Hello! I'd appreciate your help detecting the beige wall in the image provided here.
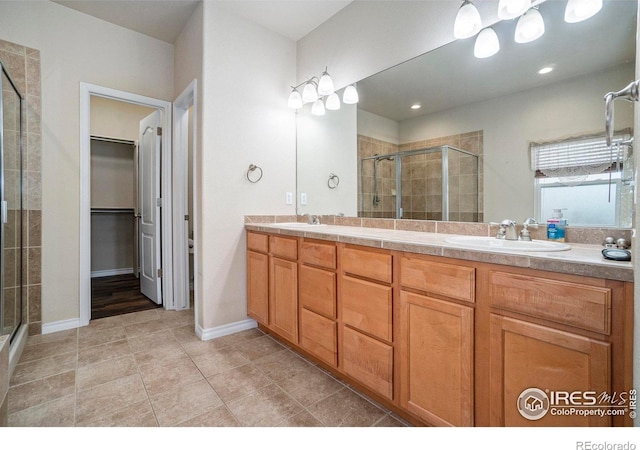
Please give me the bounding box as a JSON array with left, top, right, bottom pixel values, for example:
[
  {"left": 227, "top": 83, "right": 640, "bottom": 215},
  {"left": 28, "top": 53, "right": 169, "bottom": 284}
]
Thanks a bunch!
[
  {"left": 0, "top": 1, "right": 174, "bottom": 325},
  {"left": 91, "top": 96, "right": 156, "bottom": 142},
  {"left": 199, "top": 2, "right": 296, "bottom": 330}
]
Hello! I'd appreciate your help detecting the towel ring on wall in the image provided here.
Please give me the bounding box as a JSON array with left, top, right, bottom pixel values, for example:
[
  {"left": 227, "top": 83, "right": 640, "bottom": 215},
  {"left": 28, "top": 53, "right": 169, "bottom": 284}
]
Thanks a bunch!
[
  {"left": 328, "top": 173, "right": 339, "bottom": 189},
  {"left": 246, "top": 164, "right": 263, "bottom": 183}
]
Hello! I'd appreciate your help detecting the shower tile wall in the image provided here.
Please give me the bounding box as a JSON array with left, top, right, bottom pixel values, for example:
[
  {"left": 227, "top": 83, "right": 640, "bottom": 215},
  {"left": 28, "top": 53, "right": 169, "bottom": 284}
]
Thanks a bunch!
[
  {"left": 358, "top": 136, "right": 397, "bottom": 218},
  {"left": 0, "top": 39, "right": 42, "bottom": 337},
  {"left": 358, "top": 131, "right": 484, "bottom": 222}
]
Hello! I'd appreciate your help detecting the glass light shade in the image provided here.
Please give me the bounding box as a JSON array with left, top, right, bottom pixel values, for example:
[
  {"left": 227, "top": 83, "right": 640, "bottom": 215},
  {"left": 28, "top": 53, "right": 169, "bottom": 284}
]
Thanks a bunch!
[
  {"left": 453, "top": 1, "right": 482, "bottom": 39},
  {"left": 514, "top": 8, "right": 545, "bottom": 43},
  {"left": 318, "top": 72, "right": 335, "bottom": 96},
  {"left": 287, "top": 89, "right": 303, "bottom": 109},
  {"left": 564, "top": 0, "right": 602, "bottom": 23},
  {"left": 325, "top": 93, "right": 341, "bottom": 110},
  {"left": 302, "top": 82, "right": 318, "bottom": 103},
  {"left": 474, "top": 27, "right": 500, "bottom": 58},
  {"left": 498, "top": 0, "right": 531, "bottom": 20},
  {"left": 311, "top": 99, "right": 326, "bottom": 116},
  {"left": 343, "top": 85, "right": 359, "bottom": 104}
]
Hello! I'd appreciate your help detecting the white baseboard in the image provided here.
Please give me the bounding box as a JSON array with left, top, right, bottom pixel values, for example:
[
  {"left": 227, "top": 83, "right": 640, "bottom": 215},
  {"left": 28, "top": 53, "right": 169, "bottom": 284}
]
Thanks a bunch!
[
  {"left": 41, "top": 316, "right": 258, "bottom": 342},
  {"left": 42, "top": 318, "right": 82, "bottom": 335},
  {"left": 197, "top": 318, "right": 257, "bottom": 341},
  {"left": 91, "top": 268, "right": 134, "bottom": 278}
]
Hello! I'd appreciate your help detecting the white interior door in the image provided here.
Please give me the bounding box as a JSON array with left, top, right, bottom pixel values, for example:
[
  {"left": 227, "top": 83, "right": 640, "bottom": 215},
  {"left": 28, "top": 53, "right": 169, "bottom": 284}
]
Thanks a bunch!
[{"left": 139, "top": 110, "right": 162, "bottom": 304}]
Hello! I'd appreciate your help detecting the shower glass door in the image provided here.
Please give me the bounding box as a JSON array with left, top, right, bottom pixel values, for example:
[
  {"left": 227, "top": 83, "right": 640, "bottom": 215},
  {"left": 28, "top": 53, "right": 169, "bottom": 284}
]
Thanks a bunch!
[{"left": 1, "top": 62, "right": 24, "bottom": 341}]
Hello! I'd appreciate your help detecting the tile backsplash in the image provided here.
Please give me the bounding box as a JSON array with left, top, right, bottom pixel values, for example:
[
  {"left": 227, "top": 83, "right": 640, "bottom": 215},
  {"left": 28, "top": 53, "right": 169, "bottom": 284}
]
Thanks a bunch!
[{"left": 244, "top": 215, "right": 633, "bottom": 246}]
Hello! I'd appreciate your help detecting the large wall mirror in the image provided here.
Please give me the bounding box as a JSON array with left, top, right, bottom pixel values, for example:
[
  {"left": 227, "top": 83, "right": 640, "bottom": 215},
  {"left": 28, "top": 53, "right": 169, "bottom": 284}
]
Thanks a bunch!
[{"left": 296, "top": 0, "right": 636, "bottom": 227}]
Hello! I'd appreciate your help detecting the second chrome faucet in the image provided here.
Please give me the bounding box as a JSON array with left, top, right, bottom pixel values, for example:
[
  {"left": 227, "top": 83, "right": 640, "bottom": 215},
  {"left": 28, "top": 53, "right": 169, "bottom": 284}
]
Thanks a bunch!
[{"left": 496, "top": 218, "right": 538, "bottom": 241}]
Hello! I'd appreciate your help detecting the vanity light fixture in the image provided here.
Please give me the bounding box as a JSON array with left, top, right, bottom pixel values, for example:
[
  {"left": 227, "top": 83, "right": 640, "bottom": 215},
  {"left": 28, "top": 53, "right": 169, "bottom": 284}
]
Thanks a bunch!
[
  {"left": 302, "top": 80, "right": 319, "bottom": 104},
  {"left": 514, "top": 7, "right": 545, "bottom": 43},
  {"left": 317, "top": 67, "right": 335, "bottom": 96},
  {"left": 474, "top": 27, "right": 500, "bottom": 58},
  {"left": 311, "top": 98, "right": 326, "bottom": 116},
  {"left": 453, "top": 0, "right": 482, "bottom": 39},
  {"left": 498, "top": 0, "right": 531, "bottom": 20},
  {"left": 325, "top": 92, "right": 341, "bottom": 110},
  {"left": 287, "top": 88, "right": 303, "bottom": 109},
  {"left": 288, "top": 68, "right": 358, "bottom": 114},
  {"left": 564, "top": 0, "right": 603, "bottom": 23},
  {"left": 343, "top": 85, "right": 359, "bottom": 104}
]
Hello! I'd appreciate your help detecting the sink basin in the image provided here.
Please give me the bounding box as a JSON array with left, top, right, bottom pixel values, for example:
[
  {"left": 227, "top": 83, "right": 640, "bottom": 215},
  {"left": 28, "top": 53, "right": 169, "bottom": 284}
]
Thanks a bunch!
[
  {"left": 275, "top": 222, "right": 325, "bottom": 228},
  {"left": 444, "top": 236, "right": 571, "bottom": 252}
]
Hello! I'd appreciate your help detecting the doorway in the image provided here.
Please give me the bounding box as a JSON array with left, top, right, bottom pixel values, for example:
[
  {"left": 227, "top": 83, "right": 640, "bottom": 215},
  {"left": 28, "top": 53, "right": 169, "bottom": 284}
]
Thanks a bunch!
[
  {"left": 79, "top": 83, "right": 174, "bottom": 327},
  {"left": 88, "top": 97, "right": 161, "bottom": 319}
]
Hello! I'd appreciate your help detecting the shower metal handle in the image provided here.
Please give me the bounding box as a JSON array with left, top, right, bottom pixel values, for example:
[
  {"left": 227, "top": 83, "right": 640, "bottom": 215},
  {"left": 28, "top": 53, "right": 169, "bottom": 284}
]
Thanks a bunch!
[
  {"left": 605, "top": 80, "right": 640, "bottom": 147},
  {"left": 1, "top": 201, "right": 7, "bottom": 224}
]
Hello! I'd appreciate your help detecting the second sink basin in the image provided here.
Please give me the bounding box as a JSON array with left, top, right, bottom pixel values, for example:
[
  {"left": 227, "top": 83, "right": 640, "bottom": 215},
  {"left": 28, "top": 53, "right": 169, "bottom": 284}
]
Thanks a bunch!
[
  {"left": 275, "top": 222, "right": 325, "bottom": 228},
  {"left": 445, "top": 235, "right": 571, "bottom": 252}
]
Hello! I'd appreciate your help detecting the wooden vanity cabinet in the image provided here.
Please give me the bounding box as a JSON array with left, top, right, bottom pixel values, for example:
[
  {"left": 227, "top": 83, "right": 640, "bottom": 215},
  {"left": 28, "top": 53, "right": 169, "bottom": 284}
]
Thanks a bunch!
[
  {"left": 398, "top": 254, "right": 476, "bottom": 427},
  {"left": 298, "top": 239, "right": 338, "bottom": 367},
  {"left": 340, "top": 245, "right": 395, "bottom": 401},
  {"left": 246, "top": 230, "right": 633, "bottom": 427},
  {"left": 268, "top": 235, "right": 299, "bottom": 344},
  {"left": 477, "top": 267, "right": 633, "bottom": 427},
  {"left": 246, "top": 232, "right": 269, "bottom": 325}
]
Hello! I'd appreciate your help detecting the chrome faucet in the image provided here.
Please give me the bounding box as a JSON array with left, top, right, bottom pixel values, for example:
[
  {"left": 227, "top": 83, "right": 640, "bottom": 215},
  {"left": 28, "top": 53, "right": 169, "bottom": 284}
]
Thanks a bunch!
[
  {"left": 496, "top": 219, "right": 518, "bottom": 240},
  {"left": 302, "top": 213, "right": 321, "bottom": 225},
  {"left": 520, "top": 218, "right": 538, "bottom": 241}
]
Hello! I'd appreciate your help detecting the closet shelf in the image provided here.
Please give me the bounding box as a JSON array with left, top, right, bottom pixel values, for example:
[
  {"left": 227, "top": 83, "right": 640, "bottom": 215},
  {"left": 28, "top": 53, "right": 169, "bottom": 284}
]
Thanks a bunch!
[{"left": 91, "top": 207, "right": 135, "bottom": 214}]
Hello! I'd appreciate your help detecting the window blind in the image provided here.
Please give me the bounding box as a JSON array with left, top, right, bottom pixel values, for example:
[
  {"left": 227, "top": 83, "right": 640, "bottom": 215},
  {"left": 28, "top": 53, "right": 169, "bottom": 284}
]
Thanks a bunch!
[{"left": 530, "top": 132, "right": 632, "bottom": 178}]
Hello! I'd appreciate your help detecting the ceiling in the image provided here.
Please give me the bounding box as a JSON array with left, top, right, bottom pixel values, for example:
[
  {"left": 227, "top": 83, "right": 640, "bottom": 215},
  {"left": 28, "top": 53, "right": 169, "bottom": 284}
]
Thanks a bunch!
[
  {"left": 52, "top": 0, "right": 353, "bottom": 43},
  {"left": 357, "top": 0, "right": 637, "bottom": 122}
]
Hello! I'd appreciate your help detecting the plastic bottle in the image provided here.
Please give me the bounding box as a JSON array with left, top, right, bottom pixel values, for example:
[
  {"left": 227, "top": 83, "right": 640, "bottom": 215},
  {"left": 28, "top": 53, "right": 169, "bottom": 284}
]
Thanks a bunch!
[{"left": 547, "top": 209, "right": 567, "bottom": 242}]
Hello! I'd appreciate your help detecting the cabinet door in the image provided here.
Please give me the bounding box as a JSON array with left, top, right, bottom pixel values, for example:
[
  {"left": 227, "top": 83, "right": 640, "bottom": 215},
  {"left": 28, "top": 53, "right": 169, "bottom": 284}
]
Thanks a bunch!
[
  {"left": 342, "top": 326, "right": 394, "bottom": 400},
  {"left": 269, "top": 257, "right": 298, "bottom": 344},
  {"left": 399, "top": 291, "right": 474, "bottom": 426},
  {"left": 299, "top": 265, "right": 336, "bottom": 319},
  {"left": 247, "top": 250, "right": 269, "bottom": 324},
  {"left": 489, "top": 314, "right": 611, "bottom": 426},
  {"left": 300, "top": 308, "right": 337, "bottom": 367}
]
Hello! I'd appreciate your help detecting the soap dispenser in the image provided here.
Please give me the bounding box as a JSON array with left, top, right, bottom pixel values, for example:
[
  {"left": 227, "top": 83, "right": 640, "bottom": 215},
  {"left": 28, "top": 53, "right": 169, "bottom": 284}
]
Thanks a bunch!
[{"left": 547, "top": 208, "right": 567, "bottom": 242}]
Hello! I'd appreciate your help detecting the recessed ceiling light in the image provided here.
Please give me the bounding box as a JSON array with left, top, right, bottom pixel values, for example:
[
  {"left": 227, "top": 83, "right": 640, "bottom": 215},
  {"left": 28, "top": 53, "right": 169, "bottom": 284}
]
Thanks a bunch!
[
  {"left": 538, "top": 66, "right": 554, "bottom": 74},
  {"left": 411, "top": 104, "right": 421, "bottom": 110}
]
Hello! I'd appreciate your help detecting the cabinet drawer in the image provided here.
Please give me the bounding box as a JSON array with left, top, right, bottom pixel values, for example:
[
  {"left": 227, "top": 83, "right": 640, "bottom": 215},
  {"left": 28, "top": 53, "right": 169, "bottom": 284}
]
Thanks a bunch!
[
  {"left": 489, "top": 271, "right": 611, "bottom": 334},
  {"left": 269, "top": 235, "right": 297, "bottom": 260},
  {"left": 342, "top": 326, "right": 393, "bottom": 400},
  {"left": 400, "top": 255, "right": 475, "bottom": 303},
  {"left": 342, "top": 247, "right": 392, "bottom": 283},
  {"left": 342, "top": 276, "right": 392, "bottom": 342},
  {"left": 300, "top": 308, "right": 337, "bottom": 367},
  {"left": 299, "top": 265, "right": 336, "bottom": 319},
  {"left": 300, "top": 241, "right": 336, "bottom": 270},
  {"left": 247, "top": 232, "right": 268, "bottom": 253}
]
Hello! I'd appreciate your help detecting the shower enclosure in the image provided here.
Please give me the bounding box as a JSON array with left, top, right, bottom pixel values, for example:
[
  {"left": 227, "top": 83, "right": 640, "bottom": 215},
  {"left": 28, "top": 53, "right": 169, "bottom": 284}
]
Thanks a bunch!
[
  {"left": 0, "top": 60, "right": 24, "bottom": 343},
  {"left": 359, "top": 145, "right": 479, "bottom": 221}
]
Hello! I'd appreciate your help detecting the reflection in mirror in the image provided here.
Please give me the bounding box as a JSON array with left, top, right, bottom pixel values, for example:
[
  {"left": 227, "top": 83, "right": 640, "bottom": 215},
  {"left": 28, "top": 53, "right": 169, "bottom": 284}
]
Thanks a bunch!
[{"left": 296, "top": 0, "right": 636, "bottom": 227}]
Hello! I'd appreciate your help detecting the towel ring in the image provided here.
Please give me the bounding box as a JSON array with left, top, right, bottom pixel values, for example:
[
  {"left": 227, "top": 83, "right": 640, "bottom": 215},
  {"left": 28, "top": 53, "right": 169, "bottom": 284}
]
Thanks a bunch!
[
  {"left": 246, "top": 164, "right": 263, "bottom": 183},
  {"left": 328, "top": 173, "right": 339, "bottom": 189}
]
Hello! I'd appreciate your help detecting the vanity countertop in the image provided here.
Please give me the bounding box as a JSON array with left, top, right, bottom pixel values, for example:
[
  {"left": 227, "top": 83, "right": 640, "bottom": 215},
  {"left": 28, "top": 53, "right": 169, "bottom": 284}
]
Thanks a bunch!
[{"left": 245, "top": 222, "right": 634, "bottom": 282}]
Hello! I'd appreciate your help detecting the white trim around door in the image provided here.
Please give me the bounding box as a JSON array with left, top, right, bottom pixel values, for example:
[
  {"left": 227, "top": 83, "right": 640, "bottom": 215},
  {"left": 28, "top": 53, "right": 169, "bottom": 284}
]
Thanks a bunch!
[{"left": 79, "top": 83, "right": 173, "bottom": 327}]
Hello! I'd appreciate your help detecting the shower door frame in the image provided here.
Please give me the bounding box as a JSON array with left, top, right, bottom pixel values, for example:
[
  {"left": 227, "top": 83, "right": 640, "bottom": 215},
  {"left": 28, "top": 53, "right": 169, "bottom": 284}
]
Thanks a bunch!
[
  {"left": 0, "top": 60, "right": 24, "bottom": 343},
  {"left": 360, "top": 145, "right": 479, "bottom": 221}
]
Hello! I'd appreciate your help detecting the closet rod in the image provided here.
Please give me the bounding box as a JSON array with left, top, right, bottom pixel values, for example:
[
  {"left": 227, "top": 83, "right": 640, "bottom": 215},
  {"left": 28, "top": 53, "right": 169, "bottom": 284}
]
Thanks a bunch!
[
  {"left": 90, "top": 135, "right": 136, "bottom": 146},
  {"left": 91, "top": 208, "right": 135, "bottom": 214}
]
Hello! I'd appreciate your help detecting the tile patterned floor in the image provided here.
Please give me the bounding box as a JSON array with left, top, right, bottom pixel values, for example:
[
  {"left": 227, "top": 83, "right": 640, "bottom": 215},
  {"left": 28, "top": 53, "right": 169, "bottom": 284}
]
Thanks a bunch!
[{"left": 7, "top": 309, "right": 409, "bottom": 427}]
